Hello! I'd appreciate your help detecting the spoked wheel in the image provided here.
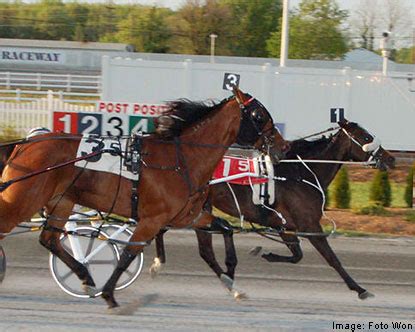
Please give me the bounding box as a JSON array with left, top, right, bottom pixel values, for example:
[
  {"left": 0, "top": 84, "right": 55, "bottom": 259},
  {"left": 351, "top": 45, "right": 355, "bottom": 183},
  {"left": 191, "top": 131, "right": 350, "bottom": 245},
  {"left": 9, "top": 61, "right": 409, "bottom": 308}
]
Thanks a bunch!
[
  {"left": 98, "top": 224, "right": 144, "bottom": 291},
  {"left": 49, "top": 225, "right": 143, "bottom": 298},
  {"left": 0, "top": 245, "right": 5, "bottom": 283},
  {"left": 49, "top": 226, "right": 118, "bottom": 298}
]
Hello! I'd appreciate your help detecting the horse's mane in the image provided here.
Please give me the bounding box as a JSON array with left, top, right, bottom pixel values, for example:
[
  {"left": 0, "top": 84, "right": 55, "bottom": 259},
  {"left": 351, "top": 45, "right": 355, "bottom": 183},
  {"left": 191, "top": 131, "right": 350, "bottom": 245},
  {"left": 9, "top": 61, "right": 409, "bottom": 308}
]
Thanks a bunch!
[
  {"left": 154, "top": 98, "right": 228, "bottom": 138},
  {"left": 285, "top": 134, "right": 335, "bottom": 159}
]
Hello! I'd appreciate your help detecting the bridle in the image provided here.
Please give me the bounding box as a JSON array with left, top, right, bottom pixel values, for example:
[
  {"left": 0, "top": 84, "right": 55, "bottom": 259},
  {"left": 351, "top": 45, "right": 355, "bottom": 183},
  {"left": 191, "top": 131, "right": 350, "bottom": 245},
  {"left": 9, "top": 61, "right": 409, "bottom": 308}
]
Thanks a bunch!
[
  {"left": 233, "top": 93, "right": 276, "bottom": 154},
  {"left": 340, "top": 125, "right": 383, "bottom": 167}
]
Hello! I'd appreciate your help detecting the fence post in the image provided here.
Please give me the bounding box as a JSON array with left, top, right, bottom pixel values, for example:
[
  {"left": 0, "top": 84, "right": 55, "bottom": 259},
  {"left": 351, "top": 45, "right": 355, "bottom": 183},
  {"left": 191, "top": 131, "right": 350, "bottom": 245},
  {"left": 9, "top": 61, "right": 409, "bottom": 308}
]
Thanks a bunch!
[
  {"left": 37, "top": 73, "right": 41, "bottom": 91},
  {"left": 261, "top": 62, "right": 272, "bottom": 110},
  {"left": 67, "top": 74, "right": 71, "bottom": 92},
  {"left": 47, "top": 90, "right": 54, "bottom": 131},
  {"left": 183, "top": 59, "right": 193, "bottom": 99},
  {"left": 16, "top": 88, "right": 21, "bottom": 102},
  {"left": 6, "top": 72, "right": 10, "bottom": 89}
]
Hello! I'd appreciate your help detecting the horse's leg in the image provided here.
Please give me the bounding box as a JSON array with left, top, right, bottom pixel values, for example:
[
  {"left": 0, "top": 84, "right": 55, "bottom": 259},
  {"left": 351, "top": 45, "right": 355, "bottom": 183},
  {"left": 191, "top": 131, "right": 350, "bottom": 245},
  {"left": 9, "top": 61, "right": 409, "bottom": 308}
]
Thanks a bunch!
[
  {"left": 223, "top": 231, "right": 237, "bottom": 279},
  {"left": 102, "top": 221, "right": 161, "bottom": 309},
  {"left": 308, "top": 236, "right": 373, "bottom": 299},
  {"left": 195, "top": 216, "right": 244, "bottom": 300},
  {"left": 260, "top": 233, "right": 303, "bottom": 263},
  {"left": 195, "top": 230, "right": 223, "bottom": 276},
  {"left": 39, "top": 203, "right": 97, "bottom": 296},
  {"left": 149, "top": 228, "right": 167, "bottom": 278}
]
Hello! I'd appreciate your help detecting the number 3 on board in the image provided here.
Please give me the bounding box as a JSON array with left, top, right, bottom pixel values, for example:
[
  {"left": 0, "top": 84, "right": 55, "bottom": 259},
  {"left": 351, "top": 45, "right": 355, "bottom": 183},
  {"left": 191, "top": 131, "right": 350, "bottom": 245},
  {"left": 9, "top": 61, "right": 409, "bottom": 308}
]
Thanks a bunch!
[{"left": 223, "top": 73, "right": 241, "bottom": 91}]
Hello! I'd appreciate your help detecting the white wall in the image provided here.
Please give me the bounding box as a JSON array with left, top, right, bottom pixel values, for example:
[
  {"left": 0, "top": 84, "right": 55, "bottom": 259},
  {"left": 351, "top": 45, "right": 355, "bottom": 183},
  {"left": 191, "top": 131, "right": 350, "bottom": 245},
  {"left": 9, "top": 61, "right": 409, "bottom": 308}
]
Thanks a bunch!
[{"left": 101, "top": 56, "right": 415, "bottom": 151}]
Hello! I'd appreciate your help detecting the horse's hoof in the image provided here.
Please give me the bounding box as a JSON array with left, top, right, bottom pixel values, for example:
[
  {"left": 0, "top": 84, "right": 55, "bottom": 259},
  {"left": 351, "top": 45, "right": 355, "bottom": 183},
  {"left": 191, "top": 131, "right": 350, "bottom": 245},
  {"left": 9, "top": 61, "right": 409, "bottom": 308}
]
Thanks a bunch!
[
  {"left": 249, "top": 246, "right": 262, "bottom": 256},
  {"left": 108, "top": 295, "right": 157, "bottom": 315},
  {"left": 108, "top": 303, "right": 136, "bottom": 316},
  {"left": 83, "top": 285, "right": 98, "bottom": 298},
  {"left": 220, "top": 274, "right": 234, "bottom": 291},
  {"left": 149, "top": 257, "right": 162, "bottom": 278},
  {"left": 359, "top": 291, "right": 374, "bottom": 300},
  {"left": 233, "top": 290, "right": 248, "bottom": 301}
]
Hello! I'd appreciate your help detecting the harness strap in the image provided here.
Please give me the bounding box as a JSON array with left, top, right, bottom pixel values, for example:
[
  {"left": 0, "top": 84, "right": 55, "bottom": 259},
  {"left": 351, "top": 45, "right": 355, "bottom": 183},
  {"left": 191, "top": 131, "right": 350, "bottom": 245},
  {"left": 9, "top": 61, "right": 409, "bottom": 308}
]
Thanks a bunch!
[
  {"left": 0, "top": 148, "right": 115, "bottom": 192},
  {"left": 129, "top": 135, "right": 142, "bottom": 221}
]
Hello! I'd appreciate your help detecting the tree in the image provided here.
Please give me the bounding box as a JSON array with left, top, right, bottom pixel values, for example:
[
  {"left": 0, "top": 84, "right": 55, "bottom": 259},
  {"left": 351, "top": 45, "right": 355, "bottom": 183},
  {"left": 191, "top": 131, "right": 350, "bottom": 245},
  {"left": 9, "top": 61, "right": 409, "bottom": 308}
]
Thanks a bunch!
[
  {"left": 171, "top": 0, "right": 233, "bottom": 55},
  {"left": 223, "top": 0, "right": 282, "bottom": 57},
  {"left": 140, "top": 7, "right": 172, "bottom": 53},
  {"left": 35, "top": 0, "right": 72, "bottom": 40},
  {"left": 66, "top": 3, "right": 90, "bottom": 42},
  {"left": 332, "top": 166, "right": 351, "bottom": 209},
  {"left": 0, "top": 3, "right": 17, "bottom": 38},
  {"left": 266, "top": 0, "right": 348, "bottom": 60},
  {"left": 348, "top": 0, "right": 413, "bottom": 60},
  {"left": 350, "top": 0, "right": 379, "bottom": 50},
  {"left": 1, "top": 2, "right": 41, "bottom": 40},
  {"left": 378, "top": 0, "right": 412, "bottom": 60},
  {"left": 369, "top": 170, "right": 391, "bottom": 207},
  {"left": 395, "top": 47, "right": 415, "bottom": 64},
  {"left": 404, "top": 164, "right": 414, "bottom": 208}
]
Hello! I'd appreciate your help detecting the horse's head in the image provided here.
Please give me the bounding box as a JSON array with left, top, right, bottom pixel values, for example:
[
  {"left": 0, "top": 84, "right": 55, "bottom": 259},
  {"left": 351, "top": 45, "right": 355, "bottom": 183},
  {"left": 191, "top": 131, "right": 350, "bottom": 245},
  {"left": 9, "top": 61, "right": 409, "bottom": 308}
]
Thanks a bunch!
[
  {"left": 338, "top": 119, "right": 395, "bottom": 171},
  {"left": 232, "top": 87, "right": 289, "bottom": 163}
]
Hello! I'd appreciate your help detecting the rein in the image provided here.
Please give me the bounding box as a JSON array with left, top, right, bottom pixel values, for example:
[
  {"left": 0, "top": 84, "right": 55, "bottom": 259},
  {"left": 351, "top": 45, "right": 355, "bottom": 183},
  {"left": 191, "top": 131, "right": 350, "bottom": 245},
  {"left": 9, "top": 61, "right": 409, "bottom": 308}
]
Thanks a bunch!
[{"left": 0, "top": 148, "right": 115, "bottom": 192}]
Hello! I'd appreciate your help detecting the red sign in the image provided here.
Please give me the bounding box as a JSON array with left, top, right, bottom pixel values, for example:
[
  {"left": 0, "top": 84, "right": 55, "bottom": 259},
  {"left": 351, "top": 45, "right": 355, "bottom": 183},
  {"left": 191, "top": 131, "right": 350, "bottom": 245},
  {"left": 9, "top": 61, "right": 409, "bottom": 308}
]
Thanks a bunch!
[
  {"left": 212, "top": 156, "right": 268, "bottom": 185},
  {"left": 53, "top": 112, "right": 78, "bottom": 133}
]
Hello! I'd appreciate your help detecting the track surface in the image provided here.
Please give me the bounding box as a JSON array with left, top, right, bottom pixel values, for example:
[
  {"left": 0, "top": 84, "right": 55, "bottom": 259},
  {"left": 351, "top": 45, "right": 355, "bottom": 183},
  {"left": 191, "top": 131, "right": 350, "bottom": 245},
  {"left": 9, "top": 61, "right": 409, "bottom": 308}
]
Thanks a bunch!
[{"left": 0, "top": 231, "right": 414, "bottom": 331}]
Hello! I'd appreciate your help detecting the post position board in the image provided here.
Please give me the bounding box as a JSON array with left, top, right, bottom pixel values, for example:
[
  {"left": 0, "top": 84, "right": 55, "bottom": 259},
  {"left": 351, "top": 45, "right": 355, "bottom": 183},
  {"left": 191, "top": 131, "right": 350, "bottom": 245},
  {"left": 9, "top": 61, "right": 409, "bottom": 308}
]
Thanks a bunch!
[{"left": 53, "top": 101, "right": 169, "bottom": 135}]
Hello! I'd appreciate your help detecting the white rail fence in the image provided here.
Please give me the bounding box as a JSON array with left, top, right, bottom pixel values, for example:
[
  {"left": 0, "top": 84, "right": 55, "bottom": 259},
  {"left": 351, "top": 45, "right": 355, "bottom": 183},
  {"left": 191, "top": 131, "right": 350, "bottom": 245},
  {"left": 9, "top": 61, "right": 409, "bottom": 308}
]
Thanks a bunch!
[
  {"left": 0, "top": 91, "right": 95, "bottom": 136},
  {"left": 0, "top": 71, "right": 101, "bottom": 104},
  {"left": 0, "top": 71, "right": 101, "bottom": 92}
]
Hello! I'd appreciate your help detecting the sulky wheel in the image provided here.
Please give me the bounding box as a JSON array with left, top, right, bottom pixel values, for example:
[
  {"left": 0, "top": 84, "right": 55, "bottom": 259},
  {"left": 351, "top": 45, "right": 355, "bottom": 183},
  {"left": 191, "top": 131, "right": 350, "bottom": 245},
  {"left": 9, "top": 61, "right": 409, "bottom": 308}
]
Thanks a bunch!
[{"left": 49, "top": 224, "right": 143, "bottom": 298}]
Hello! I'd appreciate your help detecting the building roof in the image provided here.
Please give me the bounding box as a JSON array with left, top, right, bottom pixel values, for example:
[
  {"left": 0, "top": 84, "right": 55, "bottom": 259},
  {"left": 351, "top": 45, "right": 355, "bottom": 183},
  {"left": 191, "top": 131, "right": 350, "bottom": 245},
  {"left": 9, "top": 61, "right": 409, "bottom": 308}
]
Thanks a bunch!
[{"left": 0, "top": 38, "right": 134, "bottom": 52}]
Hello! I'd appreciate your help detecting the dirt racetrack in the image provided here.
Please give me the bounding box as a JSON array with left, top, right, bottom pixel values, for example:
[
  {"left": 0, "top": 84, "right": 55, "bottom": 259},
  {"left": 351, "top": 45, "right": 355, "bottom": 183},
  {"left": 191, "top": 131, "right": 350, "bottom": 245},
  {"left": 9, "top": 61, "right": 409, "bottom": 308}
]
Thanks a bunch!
[{"left": 0, "top": 230, "right": 414, "bottom": 331}]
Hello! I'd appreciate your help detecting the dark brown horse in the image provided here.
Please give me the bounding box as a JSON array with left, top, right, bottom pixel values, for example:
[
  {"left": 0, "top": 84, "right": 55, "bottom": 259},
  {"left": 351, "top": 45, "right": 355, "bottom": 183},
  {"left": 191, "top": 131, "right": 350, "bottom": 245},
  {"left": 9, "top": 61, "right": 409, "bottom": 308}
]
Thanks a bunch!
[
  {"left": 153, "top": 119, "right": 396, "bottom": 299},
  {"left": 0, "top": 88, "right": 285, "bottom": 309}
]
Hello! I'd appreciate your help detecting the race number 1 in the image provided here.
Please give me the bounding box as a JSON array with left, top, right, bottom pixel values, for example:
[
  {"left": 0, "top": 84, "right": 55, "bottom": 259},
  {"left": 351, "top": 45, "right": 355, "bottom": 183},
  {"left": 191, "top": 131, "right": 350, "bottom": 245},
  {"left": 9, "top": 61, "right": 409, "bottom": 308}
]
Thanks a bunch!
[
  {"left": 223, "top": 73, "right": 240, "bottom": 91},
  {"left": 53, "top": 112, "right": 78, "bottom": 133},
  {"left": 330, "top": 108, "right": 345, "bottom": 123}
]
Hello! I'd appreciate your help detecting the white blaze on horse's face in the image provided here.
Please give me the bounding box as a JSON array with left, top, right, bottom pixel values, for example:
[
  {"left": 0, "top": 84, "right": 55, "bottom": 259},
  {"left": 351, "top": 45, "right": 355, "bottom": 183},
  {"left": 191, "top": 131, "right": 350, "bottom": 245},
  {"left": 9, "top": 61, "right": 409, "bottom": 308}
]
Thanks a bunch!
[{"left": 362, "top": 136, "right": 381, "bottom": 153}]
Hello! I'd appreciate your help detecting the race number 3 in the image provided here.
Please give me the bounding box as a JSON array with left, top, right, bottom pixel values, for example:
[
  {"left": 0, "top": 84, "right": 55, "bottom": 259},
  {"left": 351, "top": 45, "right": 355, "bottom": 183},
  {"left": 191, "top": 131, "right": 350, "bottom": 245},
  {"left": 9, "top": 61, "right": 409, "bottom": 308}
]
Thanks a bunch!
[
  {"left": 223, "top": 73, "right": 240, "bottom": 91},
  {"left": 330, "top": 108, "right": 345, "bottom": 123}
]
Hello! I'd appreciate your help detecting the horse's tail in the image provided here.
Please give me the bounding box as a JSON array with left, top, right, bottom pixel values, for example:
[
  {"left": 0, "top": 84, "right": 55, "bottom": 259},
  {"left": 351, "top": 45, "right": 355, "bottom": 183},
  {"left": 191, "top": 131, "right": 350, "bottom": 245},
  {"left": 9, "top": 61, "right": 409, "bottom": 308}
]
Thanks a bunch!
[{"left": 0, "top": 143, "right": 17, "bottom": 175}]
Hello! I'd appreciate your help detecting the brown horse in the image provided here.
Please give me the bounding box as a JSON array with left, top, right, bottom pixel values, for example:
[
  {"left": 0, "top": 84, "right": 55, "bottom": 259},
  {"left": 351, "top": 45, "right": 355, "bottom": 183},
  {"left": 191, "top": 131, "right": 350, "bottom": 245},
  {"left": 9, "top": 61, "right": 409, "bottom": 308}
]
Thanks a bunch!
[
  {"left": 153, "top": 119, "right": 396, "bottom": 299},
  {"left": 0, "top": 88, "right": 285, "bottom": 309}
]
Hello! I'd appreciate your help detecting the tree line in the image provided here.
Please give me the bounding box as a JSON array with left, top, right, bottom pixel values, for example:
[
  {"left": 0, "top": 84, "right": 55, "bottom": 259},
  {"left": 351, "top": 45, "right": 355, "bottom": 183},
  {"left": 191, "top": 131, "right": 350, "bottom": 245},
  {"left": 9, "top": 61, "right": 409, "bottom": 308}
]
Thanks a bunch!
[{"left": 0, "top": 0, "right": 413, "bottom": 63}]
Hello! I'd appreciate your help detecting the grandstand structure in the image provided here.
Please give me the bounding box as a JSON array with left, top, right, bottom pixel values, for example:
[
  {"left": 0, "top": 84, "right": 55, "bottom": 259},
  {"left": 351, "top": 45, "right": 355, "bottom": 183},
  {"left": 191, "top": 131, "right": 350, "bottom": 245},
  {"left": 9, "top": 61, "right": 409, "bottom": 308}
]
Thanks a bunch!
[{"left": 0, "top": 38, "right": 134, "bottom": 74}]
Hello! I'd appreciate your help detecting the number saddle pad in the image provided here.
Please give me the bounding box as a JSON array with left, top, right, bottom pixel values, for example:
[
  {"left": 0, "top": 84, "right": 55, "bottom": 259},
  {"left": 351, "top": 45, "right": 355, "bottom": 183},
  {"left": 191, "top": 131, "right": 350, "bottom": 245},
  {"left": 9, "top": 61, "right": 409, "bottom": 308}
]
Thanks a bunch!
[
  {"left": 74, "top": 136, "right": 141, "bottom": 180},
  {"left": 212, "top": 152, "right": 275, "bottom": 205}
]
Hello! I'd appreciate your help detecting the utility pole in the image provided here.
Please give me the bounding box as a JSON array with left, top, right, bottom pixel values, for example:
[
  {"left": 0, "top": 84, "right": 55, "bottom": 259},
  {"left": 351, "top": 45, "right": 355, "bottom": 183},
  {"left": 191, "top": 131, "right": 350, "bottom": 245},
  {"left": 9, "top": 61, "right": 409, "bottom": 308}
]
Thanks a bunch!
[
  {"left": 280, "top": 0, "right": 289, "bottom": 67},
  {"left": 380, "top": 31, "right": 391, "bottom": 76},
  {"left": 210, "top": 34, "right": 218, "bottom": 64}
]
